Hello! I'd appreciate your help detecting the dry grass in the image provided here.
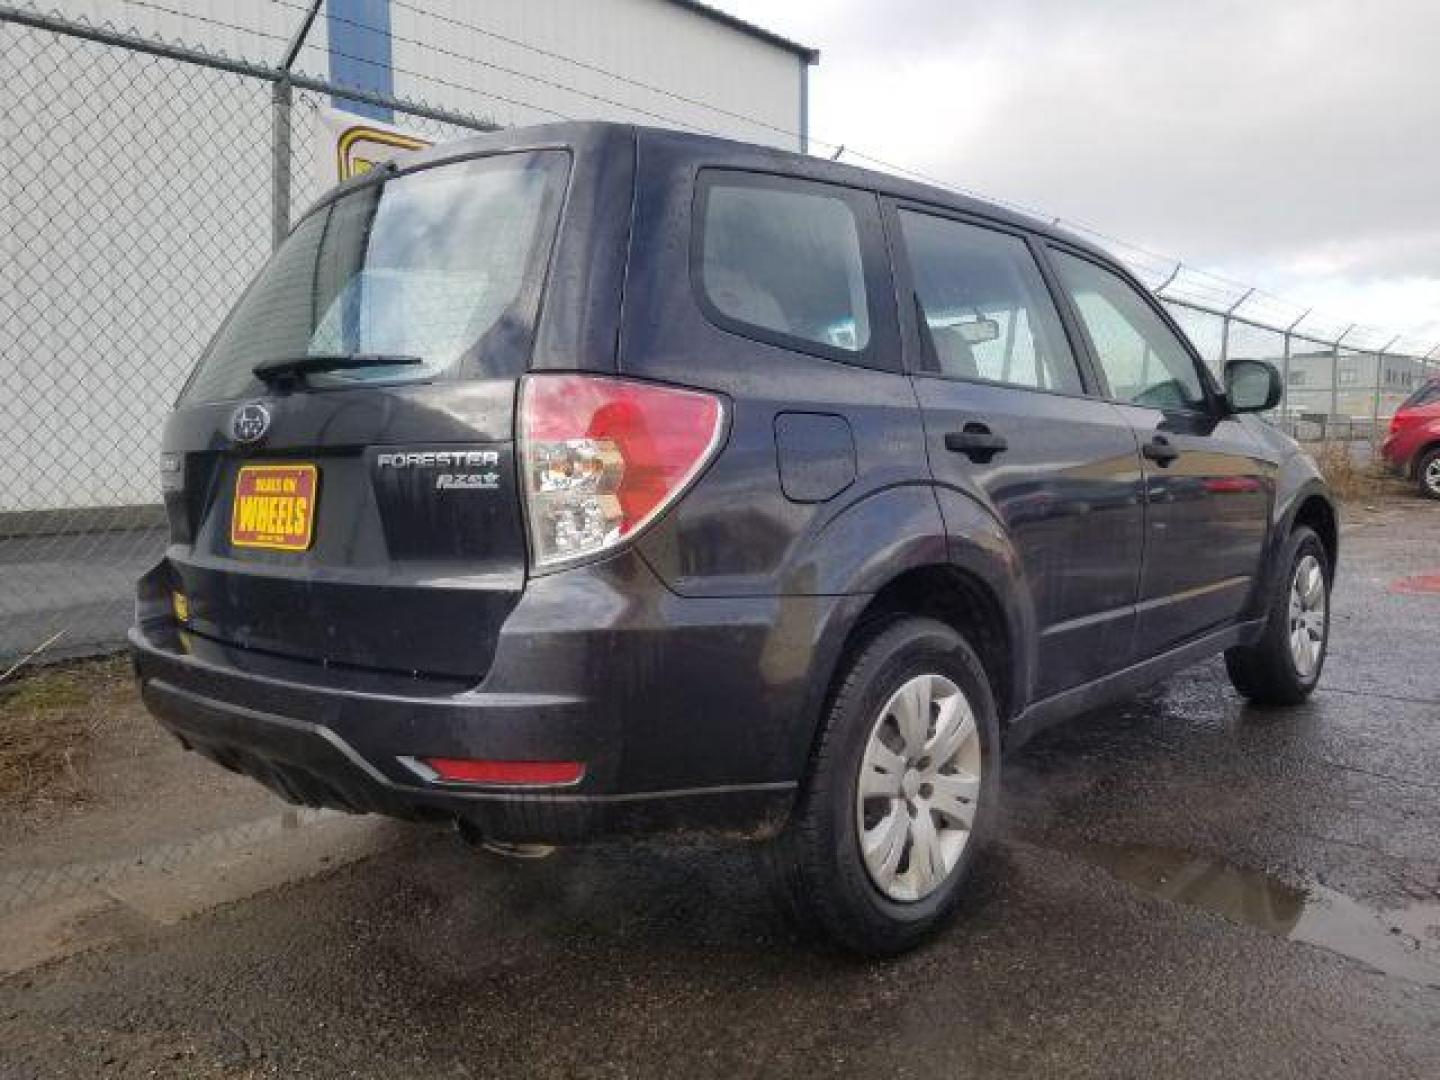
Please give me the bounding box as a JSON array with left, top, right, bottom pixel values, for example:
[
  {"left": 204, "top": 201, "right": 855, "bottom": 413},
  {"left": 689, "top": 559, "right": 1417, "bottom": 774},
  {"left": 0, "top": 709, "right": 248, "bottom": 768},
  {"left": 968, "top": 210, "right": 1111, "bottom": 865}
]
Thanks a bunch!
[
  {"left": 1308, "top": 439, "right": 1404, "bottom": 504},
  {"left": 0, "top": 655, "right": 132, "bottom": 809}
]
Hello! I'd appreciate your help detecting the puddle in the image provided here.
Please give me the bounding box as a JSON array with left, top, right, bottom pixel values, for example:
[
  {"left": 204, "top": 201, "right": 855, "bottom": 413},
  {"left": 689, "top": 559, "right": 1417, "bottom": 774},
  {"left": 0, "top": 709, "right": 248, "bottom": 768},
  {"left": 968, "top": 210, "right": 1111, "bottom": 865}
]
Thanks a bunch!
[{"left": 1069, "top": 842, "right": 1440, "bottom": 988}]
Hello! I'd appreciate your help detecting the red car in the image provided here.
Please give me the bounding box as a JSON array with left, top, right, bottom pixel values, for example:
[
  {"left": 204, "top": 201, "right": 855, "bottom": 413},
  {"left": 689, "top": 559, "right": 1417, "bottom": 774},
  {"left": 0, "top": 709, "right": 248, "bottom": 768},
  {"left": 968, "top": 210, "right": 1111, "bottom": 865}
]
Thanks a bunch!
[{"left": 1382, "top": 377, "right": 1440, "bottom": 498}]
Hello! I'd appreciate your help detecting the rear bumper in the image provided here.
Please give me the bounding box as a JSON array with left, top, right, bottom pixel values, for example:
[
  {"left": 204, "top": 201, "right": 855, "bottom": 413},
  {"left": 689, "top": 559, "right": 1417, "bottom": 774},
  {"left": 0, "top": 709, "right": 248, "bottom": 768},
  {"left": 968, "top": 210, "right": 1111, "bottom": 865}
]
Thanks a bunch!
[
  {"left": 130, "top": 551, "right": 846, "bottom": 843},
  {"left": 133, "top": 656, "right": 793, "bottom": 842}
]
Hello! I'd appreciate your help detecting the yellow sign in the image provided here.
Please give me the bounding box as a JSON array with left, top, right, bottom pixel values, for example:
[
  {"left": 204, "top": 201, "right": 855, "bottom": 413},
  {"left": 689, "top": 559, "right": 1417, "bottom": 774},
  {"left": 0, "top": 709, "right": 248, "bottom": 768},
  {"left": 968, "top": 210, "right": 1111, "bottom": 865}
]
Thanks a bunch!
[
  {"left": 231, "top": 464, "right": 319, "bottom": 552},
  {"left": 322, "top": 107, "right": 433, "bottom": 182}
]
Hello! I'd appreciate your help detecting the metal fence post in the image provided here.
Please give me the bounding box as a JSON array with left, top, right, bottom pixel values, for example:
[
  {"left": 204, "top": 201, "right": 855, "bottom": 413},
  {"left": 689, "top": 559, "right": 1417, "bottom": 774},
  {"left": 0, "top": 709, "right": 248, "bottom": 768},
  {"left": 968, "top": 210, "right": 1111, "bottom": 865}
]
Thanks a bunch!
[
  {"left": 1280, "top": 309, "right": 1308, "bottom": 429},
  {"left": 1219, "top": 287, "right": 1253, "bottom": 371},
  {"left": 272, "top": 0, "right": 323, "bottom": 251},
  {"left": 1374, "top": 335, "right": 1399, "bottom": 435},
  {"left": 272, "top": 78, "right": 292, "bottom": 251},
  {"left": 1281, "top": 332, "right": 1291, "bottom": 423},
  {"left": 1332, "top": 324, "right": 1354, "bottom": 430}
]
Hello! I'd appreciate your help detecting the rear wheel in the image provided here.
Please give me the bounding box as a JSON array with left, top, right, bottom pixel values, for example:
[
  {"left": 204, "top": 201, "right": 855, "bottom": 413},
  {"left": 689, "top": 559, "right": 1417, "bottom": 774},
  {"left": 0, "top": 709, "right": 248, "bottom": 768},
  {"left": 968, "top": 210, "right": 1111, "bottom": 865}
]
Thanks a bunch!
[
  {"left": 1225, "top": 525, "right": 1330, "bottom": 705},
  {"left": 762, "top": 617, "right": 1000, "bottom": 956},
  {"left": 1417, "top": 447, "right": 1440, "bottom": 500}
]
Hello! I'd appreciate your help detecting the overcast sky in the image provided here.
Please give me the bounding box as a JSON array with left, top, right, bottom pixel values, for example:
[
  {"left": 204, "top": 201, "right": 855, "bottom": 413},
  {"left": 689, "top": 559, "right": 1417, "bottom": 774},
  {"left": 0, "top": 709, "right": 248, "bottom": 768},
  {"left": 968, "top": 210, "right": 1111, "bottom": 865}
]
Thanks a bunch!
[{"left": 717, "top": 0, "right": 1440, "bottom": 345}]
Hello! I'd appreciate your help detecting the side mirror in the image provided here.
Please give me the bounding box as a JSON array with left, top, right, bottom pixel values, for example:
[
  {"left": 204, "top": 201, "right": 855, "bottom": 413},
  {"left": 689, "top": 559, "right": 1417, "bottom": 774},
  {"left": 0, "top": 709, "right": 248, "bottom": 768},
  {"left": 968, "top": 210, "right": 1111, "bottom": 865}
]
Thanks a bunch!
[{"left": 1225, "top": 358, "right": 1282, "bottom": 413}]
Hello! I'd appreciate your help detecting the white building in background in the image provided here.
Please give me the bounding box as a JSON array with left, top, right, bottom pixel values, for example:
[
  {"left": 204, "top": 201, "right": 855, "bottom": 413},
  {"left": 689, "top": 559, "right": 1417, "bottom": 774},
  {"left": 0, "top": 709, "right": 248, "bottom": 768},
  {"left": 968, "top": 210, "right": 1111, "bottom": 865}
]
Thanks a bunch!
[
  {"left": 43, "top": 0, "right": 816, "bottom": 148},
  {"left": 3, "top": 0, "right": 816, "bottom": 515},
  {"left": 382, "top": 0, "right": 816, "bottom": 148}
]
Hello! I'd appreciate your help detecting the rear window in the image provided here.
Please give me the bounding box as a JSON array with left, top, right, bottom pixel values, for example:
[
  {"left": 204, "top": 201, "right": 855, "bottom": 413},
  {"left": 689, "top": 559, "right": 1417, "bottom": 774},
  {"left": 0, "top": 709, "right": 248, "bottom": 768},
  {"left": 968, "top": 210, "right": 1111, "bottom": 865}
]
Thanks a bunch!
[
  {"left": 696, "top": 172, "right": 873, "bottom": 358},
  {"left": 183, "top": 151, "right": 569, "bottom": 404}
]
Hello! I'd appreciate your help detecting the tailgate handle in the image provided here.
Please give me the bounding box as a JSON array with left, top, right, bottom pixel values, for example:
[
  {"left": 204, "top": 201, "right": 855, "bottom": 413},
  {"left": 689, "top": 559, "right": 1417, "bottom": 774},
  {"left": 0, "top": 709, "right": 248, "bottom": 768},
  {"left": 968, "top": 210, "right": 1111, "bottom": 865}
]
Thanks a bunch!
[{"left": 945, "top": 423, "right": 1008, "bottom": 463}]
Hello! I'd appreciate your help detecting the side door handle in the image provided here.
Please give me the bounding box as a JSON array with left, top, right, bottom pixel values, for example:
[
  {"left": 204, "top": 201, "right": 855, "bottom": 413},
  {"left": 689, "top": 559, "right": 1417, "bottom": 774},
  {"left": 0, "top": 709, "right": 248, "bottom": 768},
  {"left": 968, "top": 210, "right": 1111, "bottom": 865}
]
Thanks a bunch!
[
  {"left": 1141, "top": 435, "right": 1180, "bottom": 466},
  {"left": 945, "top": 423, "right": 1008, "bottom": 463}
]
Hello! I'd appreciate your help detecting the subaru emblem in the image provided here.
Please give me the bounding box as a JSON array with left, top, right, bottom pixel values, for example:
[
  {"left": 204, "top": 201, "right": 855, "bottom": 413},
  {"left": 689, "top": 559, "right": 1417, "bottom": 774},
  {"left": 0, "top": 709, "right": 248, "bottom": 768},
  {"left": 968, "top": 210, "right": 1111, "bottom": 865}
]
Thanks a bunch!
[{"left": 230, "top": 402, "right": 271, "bottom": 445}]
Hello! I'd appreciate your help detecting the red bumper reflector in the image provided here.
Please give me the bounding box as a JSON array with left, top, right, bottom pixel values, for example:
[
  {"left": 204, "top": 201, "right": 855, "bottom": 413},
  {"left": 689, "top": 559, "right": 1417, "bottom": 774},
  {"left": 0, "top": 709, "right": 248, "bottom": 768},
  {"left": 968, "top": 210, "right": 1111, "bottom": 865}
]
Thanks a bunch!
[{"left": 421, "top": 757, "right": 585, "bottom": 786}]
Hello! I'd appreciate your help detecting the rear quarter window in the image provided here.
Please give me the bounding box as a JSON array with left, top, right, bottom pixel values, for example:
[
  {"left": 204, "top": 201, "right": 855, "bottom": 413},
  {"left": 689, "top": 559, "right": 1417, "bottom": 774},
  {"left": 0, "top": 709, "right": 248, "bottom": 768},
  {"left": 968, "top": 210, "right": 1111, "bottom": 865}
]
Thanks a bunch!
[{"left": 693, "top": 171, "right": 887, "bottom": 366}]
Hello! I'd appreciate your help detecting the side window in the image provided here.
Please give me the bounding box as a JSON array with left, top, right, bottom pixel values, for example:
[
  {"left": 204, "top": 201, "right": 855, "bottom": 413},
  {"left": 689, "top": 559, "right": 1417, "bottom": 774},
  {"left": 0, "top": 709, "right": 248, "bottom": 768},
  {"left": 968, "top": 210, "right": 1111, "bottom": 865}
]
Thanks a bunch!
[
  {"left": 1401, "top": 381, "right": 1440, "bottom": 409},
  {"left": 698, "top": 174, "right": 871, "bottom": 355},
  {"left": 898, "top": 211, "right": 1083, "bottom": 395},
  {"left": 1051, "top": 249, "right": 1207, "bottom": 410}
]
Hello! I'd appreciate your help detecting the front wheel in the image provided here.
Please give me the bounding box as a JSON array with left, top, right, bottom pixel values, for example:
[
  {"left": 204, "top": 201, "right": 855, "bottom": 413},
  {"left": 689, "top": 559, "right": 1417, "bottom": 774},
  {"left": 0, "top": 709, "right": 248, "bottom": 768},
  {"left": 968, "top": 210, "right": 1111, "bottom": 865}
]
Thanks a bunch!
[
  {"left": 1225, "top": 525, "right": 1331, "bottom": 705},
  {"left": 762, "top": 617, "right": 1001, "bottom": 956},
  {"left": 1417, "top": 447, "right": 1440, "bottom": 500}
]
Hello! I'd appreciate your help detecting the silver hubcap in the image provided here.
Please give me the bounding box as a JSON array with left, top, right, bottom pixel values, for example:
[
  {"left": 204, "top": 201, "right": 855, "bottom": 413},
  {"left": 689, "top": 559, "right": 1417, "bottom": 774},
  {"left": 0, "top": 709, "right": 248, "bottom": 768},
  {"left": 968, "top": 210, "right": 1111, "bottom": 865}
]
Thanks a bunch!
[
  {"left": 1288, "top": 554, "right": 1327, "bottom": 679},
  {"left": 1425, "top": 457, "right": 1440, "bottom": 494},
  {"left": 856, "top": 673, "right": 982, "bottom": 903}
]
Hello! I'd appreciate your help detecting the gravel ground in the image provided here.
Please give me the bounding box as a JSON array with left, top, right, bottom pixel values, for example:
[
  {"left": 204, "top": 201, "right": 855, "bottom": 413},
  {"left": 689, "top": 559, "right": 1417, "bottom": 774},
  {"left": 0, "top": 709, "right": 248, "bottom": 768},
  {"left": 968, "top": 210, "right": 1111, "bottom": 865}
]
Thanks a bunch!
[{"left": 1, "top": 497, "right": 1437, "bottom": 1079}]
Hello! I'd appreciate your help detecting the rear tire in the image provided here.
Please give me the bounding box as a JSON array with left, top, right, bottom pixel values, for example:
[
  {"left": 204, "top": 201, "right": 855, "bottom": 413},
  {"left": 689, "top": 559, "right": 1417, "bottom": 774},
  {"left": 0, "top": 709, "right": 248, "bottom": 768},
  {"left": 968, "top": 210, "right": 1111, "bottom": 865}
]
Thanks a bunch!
[
  {"left": 1225, "top": 525, "right": 1331, "bottom": 705},
  {"left": 1416, "top": 447, "right": 1440, "bottom": 500},
  {"left": 762, "top": 617, "right": 1000, "bottom": 956}
]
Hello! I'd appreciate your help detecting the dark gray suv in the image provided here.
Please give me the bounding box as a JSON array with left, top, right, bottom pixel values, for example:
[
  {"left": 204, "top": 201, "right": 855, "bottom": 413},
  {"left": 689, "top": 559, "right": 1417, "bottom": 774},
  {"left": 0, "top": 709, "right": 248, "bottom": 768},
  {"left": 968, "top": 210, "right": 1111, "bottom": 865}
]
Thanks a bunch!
[{"left": 132, "top": 122, "right": 1337, "bottom": 954}]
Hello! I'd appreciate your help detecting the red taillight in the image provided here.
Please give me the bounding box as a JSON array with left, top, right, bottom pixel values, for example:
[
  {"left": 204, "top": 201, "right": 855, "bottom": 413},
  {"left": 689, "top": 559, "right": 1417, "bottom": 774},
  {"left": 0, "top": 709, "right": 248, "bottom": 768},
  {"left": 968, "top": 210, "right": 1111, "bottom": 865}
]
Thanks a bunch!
[
  {"left": 519, "top": 374, "right": 726, "bottom": 568},
  {"left": 420, "top": 757, "right": 585, "bottom": 786}
]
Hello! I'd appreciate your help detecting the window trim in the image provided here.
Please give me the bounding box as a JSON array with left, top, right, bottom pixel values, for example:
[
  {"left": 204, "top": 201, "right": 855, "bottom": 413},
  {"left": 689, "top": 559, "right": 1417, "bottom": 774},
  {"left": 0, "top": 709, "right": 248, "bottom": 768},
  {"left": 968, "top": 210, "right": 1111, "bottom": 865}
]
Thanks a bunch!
[
  {"left": 882, "top": 199, "right": 1099, "bottom": 401},
  {"left": 1041, "top": 241, "right": 1224, "bottom": 416},
  {"left": 690, "top": 168, "right": 896, "bottom": 370}
]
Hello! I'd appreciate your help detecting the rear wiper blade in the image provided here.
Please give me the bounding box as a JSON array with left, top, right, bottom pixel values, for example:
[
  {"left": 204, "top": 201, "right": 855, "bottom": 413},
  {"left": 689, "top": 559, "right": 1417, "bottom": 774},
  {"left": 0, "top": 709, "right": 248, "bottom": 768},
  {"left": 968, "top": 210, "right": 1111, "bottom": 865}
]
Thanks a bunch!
[{"left": 252, "top": 353, "right": 424, "bottom": 383}]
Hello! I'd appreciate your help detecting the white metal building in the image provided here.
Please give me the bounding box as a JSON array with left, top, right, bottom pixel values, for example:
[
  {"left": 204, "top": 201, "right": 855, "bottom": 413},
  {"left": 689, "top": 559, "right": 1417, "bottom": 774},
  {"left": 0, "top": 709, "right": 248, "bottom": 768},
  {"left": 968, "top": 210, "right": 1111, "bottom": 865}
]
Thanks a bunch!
[
  {"left": 382, "top": 0, "right": 816, "bottom": 149},
  {"left": 44, "top": 0, "right": 815, "bottom": 149}
]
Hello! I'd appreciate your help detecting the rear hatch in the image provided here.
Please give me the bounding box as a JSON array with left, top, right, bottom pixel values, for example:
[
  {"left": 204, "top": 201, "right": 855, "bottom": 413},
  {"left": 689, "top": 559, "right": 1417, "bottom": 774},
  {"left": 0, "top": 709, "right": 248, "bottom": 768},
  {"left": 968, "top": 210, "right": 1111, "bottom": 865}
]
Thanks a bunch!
[{"left": 157, "top": 147, "right": 572, "bottom": 681}]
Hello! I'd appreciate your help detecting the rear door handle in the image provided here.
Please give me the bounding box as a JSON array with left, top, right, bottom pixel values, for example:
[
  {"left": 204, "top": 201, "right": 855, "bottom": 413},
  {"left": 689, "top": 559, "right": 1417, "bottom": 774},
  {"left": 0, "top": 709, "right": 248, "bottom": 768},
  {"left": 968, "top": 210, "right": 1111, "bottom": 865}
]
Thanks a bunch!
[
  {"left": 1141, "top": 435, "right": 1180, "bottom": 466},
  {"left": 945, "top": 424, "right": 1008, "bottom": 463}
]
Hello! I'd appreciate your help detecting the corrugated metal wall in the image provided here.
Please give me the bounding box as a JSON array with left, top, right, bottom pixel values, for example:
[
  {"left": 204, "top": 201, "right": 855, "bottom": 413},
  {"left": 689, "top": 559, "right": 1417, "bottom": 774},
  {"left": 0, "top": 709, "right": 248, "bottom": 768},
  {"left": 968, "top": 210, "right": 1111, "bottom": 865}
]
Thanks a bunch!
[
  {"left": 386, "top": 0, "right": 803, "bottom": 148},
  {"left": 44, "top": 0, "right": 804, "bottom": 148}
]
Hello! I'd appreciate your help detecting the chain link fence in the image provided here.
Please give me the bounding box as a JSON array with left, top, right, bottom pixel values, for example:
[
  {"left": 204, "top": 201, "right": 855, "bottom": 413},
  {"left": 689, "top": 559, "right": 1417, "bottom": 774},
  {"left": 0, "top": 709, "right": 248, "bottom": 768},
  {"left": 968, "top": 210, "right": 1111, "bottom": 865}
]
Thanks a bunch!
[
  {"left": 0, "top": 5, "right": 495, "bottom": 667},
  {"left": 2, "top": 4, "right": 1437, "bottom": 669},
  {"left": 1058, "top": 224, "right": 1440, "bottom": 441}
]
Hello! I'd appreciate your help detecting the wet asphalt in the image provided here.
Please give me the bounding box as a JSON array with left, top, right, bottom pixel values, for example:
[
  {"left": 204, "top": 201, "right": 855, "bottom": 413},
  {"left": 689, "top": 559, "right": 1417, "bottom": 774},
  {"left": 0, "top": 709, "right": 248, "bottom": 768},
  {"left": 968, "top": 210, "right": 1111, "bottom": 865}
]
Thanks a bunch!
[{"left": 2, "top": 501, "right": 1438, "bottom": 1079}]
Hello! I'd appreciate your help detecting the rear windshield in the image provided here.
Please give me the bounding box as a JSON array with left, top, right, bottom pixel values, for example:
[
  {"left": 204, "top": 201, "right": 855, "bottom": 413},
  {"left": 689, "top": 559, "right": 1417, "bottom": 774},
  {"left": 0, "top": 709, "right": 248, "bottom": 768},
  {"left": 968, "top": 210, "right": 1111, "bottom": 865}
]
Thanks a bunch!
[{"left": 183, "top": 150, "right": 569, "bottom": 404}]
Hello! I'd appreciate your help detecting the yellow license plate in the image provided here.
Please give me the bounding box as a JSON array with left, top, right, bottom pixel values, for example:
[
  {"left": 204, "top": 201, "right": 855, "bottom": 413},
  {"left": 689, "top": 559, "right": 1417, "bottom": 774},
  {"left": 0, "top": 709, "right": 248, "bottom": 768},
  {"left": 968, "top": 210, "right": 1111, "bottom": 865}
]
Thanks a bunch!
[{"left": 231, "top": 464, "right": 318, "bottom": 552}]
